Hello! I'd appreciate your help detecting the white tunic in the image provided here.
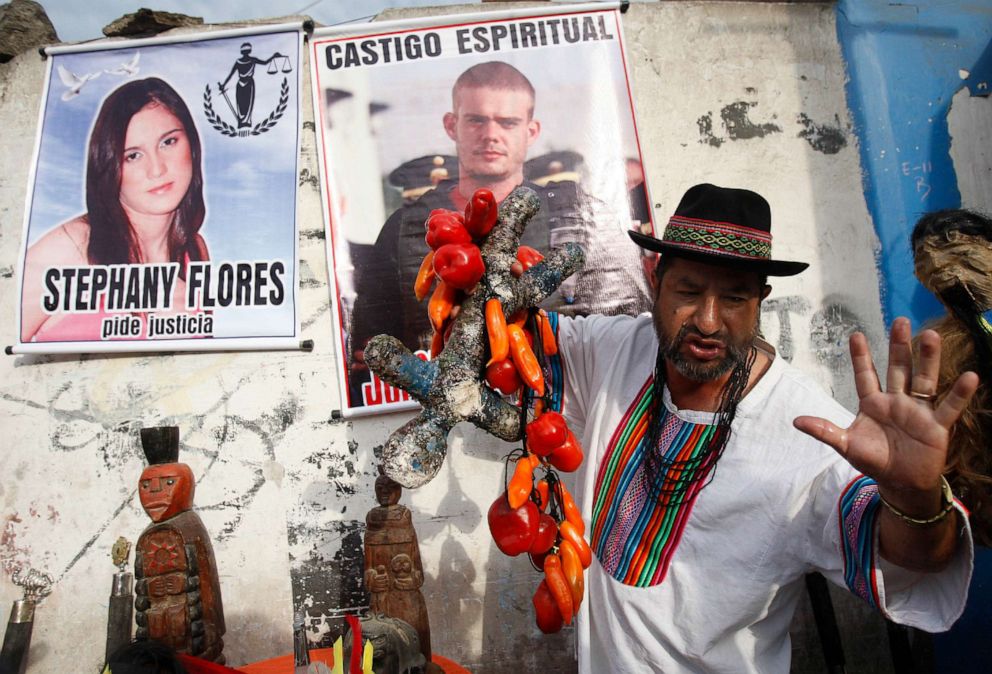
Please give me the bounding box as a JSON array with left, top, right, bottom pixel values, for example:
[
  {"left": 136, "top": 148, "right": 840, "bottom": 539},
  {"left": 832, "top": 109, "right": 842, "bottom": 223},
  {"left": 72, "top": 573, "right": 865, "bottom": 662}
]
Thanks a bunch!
[{"left": 548, "top": 312, "right": 973, "bottom": 673}]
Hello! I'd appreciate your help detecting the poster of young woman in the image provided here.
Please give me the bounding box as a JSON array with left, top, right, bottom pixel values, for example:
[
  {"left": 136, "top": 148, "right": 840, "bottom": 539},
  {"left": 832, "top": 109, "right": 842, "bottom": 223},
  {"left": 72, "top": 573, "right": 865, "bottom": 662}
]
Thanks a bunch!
[
  {"left": 309, "top": 2, "right": 653, "bottom": 416},
  {"left": 13, "top": 24, "right": 304, "bottom": 354}
]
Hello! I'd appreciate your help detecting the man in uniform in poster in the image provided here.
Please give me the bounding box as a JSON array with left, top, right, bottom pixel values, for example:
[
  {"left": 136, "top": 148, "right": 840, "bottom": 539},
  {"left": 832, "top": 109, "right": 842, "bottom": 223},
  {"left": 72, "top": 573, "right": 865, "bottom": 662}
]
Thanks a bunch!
[{"left": 350, "top": 60, "right": 652, "bottom": 405}]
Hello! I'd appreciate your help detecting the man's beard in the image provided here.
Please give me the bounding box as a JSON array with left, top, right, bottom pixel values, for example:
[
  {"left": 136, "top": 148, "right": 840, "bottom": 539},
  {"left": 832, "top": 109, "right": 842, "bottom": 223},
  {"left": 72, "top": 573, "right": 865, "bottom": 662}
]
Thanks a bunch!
[{"left": 656, "top": 321, "right": 757, "bottom": 382}]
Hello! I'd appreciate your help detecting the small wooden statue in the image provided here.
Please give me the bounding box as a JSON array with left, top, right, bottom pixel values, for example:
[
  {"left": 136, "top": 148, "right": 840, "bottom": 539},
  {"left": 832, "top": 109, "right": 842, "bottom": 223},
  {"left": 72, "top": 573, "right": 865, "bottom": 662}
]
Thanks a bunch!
[
  {"left": 364, "top": 469, "right": 436, "bottom": 671},
  {"left": 134, "top": 426, "right": 226, "bottom": 663}
]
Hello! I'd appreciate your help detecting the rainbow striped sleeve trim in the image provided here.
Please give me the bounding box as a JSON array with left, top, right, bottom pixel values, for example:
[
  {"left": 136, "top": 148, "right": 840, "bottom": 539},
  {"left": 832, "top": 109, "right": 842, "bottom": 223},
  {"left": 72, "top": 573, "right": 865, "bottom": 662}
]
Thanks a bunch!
[
  {"left": 590, "top": 379, "right": 718, "bottom": 587},
  {"left": 838, "top": 475, "right": 882, "bottom": 609}
]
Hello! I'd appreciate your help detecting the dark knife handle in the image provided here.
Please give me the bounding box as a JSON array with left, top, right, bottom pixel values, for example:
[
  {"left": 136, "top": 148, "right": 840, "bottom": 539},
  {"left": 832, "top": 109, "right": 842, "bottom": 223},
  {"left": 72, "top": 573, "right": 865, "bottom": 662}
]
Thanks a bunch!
[
  {"left": 105, "top": 593, "right": 133, "bottom": 662},
  {"left": 1, "top": 613, "right": 34, "bottom": 674}
]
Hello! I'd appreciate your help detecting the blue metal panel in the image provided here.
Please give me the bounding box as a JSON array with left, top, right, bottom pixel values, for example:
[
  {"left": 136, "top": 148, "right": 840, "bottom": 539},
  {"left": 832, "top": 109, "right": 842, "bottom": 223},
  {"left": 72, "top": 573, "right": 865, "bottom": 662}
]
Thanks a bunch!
[
  {"left": 836, "top": 0, "right": 992, "bottom": 329},
  {"left": 837, "top": 5, "right": 992, "bottom": 671}
]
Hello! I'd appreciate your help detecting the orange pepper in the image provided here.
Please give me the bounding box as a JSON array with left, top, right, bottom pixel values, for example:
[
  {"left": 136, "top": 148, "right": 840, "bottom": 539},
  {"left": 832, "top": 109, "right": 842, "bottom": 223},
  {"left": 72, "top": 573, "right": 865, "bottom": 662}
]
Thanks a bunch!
[
  {"left": 429, "top": 327, "right": 444, "bottom": 359},
  {"left": 507, "top": 324, "right": 544, "bottom": 396},
  {"left": 558, "top": 538, "right": 585, "bottom": 614},
  {"left": 536, "top": 479, "right": 551, "bottom": 512},
  {"left": 558, "top": 482, "right": 585, "bottom": 535},
  {"left": 537, "top": 310, "right": 558, "bottom": 356},
  {"left": 543, "top": 553, "right": 573, "bottom": 626},
  {"left": 428, "top": 280, "right": 457, "bottom": 332},
  {"left": 507, "top": 456, "right": 535, "bottom": 510},
  {"left": 559, "top": 520, "right": 592, "bottom": 569},
  {"left": 485, "top": 298, "right": 509, "bottom": 365},
  {"left": 413, "top": 250, "right": 436, "bottom": 301},
  {"left": 533, "top": 399, "right": 545, "bottom": 417}
]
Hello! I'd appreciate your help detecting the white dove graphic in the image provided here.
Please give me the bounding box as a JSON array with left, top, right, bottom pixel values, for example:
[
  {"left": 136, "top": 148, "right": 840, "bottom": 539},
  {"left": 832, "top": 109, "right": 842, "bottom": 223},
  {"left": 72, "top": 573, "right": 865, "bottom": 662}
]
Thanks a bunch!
[
  {"left": 57, "top": 64, "right": 100, "bottom": 101},
  {"left": 105, "top": 52, "right": 140, "bottom": 77}
]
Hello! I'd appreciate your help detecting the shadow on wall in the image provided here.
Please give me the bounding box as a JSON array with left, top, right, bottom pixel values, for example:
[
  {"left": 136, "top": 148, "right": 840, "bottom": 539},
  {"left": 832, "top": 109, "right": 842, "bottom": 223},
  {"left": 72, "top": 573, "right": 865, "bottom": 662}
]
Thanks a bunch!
[
  {"left": 416, "top": 458, "right": 485, "bottom": 665},
  {"left": 420, "top": 433, "right": 576, "bottom": 672}
]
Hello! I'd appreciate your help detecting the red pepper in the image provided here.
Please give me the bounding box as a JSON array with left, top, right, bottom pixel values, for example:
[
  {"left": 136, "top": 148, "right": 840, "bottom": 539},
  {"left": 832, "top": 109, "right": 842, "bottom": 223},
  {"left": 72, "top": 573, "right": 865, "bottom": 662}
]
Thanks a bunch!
[
  {"left": 530, "top": 548, "right": 551, "bottom": 571},
  {"left": 548, "top": 429, "right": 583, "bottom": 472},
  {"left": 516, "top": 245, "right": 545, "bottom": 270},
  {"left": 485, "top": 359, "right": 522, "bottom": 396},
  {"left": 526, "top": 411, "right": 568, "bottom": 457},
  {"left": 488, "top": 491, "right": 538, "bottom": 557},
  {"left": 428, "top": 208, "right": 462, "bottom": 221},
  {"left": 433, "top": 243, "right": 484, "bottom": 291},
  {"left": 425, "top": 212, "right": 472, "bottom": 250},
  {"left": 464, "top": 188, "right": 498, "bottom": 238},
  {"left": 533, "top": 580, "right": 563, "bottom": 634},
  {"left": 529, "top": 511, "right": 558, "bottom": 556}
]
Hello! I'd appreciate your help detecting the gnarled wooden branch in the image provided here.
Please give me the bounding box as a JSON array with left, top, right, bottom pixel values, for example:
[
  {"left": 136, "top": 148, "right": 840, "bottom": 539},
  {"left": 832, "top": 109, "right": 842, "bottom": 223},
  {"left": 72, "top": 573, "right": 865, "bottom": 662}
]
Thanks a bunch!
[{"left": 365, "top": 186, "right": 585, "bottom": 488}]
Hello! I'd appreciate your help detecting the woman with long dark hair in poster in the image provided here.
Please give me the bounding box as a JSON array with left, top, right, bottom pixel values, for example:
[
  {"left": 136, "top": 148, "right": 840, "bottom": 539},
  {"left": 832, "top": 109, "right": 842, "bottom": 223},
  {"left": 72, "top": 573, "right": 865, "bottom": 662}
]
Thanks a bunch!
[{"left": 21, "top": 77, "right": 208, "bottom": 341}]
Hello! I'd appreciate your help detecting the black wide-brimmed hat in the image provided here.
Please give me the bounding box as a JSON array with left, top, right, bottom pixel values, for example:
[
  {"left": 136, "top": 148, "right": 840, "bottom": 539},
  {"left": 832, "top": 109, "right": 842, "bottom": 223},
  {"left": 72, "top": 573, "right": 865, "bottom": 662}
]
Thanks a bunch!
[{"left": 628, "top": 183, "right": 808, "bottom": 276}]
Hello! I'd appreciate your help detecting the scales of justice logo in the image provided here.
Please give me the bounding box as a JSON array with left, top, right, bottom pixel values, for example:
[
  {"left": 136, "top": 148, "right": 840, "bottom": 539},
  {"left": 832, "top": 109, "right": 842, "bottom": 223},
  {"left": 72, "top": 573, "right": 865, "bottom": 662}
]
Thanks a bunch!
[{"left": 203, "top": 42, "right": 291, "bottom": 137}]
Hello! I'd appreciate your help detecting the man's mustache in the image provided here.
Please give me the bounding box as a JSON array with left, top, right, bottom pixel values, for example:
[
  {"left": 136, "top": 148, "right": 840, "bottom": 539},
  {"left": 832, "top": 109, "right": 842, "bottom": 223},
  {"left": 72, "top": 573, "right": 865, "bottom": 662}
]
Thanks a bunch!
[
  {"left": 473, "top": 146, "right": 507, "bottom": 156},
  {"left": 674, "top": 324, "right": 728, "bottom": 345}
]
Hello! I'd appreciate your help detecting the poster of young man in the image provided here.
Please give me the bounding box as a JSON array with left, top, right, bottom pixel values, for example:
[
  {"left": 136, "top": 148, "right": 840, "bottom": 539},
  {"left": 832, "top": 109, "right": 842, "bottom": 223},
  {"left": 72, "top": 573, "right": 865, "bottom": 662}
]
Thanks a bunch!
[
  {"left": 310, "top": 2, "right": 653, "bottom": 416},
  {"left": 14, "top": 25, "right": 303, "bottom": 354}
]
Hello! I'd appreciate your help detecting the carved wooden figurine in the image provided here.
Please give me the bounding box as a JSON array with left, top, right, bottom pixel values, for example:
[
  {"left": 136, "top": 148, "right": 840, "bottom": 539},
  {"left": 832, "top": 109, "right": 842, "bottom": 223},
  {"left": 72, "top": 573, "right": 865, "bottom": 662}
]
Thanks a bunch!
[
  {"left": 364, "top": 471, "right": 437, "bottom": 672},
  {"left": 134, "top": 426, "right": 226, "bottom": 663}
]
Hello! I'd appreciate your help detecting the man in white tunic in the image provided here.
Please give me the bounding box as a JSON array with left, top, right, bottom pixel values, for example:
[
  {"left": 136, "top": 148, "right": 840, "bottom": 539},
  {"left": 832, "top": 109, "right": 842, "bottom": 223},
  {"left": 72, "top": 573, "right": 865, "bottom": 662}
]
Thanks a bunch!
[{"left": 543, "top": 184, "right": 977, "bottom": 672}]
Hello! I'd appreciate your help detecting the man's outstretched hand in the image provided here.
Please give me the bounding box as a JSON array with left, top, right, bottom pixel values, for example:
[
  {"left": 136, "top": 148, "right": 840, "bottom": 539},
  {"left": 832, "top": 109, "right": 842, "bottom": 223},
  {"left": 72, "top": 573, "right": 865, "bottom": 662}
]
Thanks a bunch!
[{"left": 793, "top": 317, "right": 978, "bottom": 570}]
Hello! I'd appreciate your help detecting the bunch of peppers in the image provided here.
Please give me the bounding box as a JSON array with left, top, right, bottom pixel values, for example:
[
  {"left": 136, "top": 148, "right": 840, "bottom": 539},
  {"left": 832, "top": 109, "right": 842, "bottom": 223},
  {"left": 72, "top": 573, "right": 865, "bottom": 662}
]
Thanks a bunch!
[
  {"left": 489, "top": 416, "right": 590, "bottom": 635},
  {"left": 414, "top": 191, "right": 494, "bottom": 357},
  {"left": 412, "top": 189, "right": 590, "bottom": 635}
]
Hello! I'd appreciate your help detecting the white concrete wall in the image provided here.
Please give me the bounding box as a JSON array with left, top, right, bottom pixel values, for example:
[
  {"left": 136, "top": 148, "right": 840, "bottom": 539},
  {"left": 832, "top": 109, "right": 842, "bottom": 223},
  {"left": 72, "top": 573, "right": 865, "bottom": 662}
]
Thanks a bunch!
[
  {"left": 0, "top": 3, "right": 892, "bottom": 673},
  {"left": 949, "top": 87, "right": 992, "bottom": 215}
]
